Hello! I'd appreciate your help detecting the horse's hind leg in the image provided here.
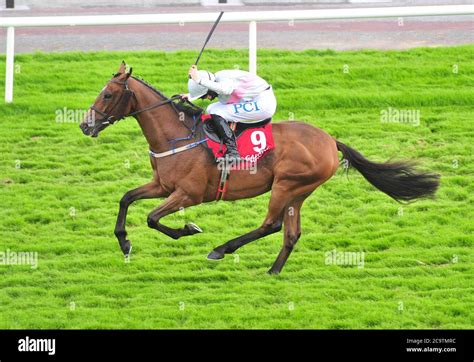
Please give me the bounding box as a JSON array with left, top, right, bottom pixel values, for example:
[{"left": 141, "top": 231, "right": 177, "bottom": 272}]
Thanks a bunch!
[
  {"left": 208, "top": 184, "right": 291, "bottom": 260},
  {"left": 268, "top": 198, "right": 304, "bottom": 275}
]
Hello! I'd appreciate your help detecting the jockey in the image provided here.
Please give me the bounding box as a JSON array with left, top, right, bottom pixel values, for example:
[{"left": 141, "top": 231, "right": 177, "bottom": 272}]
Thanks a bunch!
[{"left": 183, "top": 65, "right": 277, "bottom": 160}]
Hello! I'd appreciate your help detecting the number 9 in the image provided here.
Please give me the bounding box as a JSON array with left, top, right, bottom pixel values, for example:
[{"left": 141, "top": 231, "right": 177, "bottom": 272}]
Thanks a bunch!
[{"left": 251, "top": 131, "right": 267, "bottom": 153}]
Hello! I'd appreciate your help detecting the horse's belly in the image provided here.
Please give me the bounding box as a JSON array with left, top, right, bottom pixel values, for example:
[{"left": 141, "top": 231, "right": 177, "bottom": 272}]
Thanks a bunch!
[
  {"left": 224, "top": 170, "right": 274, "bottom": 201},
  {"left": 207, "top": 152, "right": 275, "bottom": 201}
]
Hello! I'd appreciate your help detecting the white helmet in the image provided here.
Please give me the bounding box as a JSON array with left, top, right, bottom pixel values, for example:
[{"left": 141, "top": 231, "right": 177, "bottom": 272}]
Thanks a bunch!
[{"left": 187, "top": 70, "right": 215, "bottom": 101}]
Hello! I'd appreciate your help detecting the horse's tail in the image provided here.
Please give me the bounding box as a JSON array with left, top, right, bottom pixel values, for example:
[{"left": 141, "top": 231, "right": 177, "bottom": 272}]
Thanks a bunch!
[{"left": 335, "top": 140, "right": 440, "bottom": 202}]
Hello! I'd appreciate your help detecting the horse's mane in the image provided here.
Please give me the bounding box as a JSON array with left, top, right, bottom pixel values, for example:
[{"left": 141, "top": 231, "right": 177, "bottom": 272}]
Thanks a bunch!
[
  {"left": 131, "top": 76, "right": 170, "bottom": 100},
  {"left": 172, "top": 99, "right": 204, "bottom": 118},
  {"left": 131, "top": 76, "right": 203, "bottom": 118}
]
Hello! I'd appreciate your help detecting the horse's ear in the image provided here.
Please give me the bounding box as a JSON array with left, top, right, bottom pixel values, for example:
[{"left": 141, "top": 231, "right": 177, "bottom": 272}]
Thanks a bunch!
[
  {"left": 126, "top": 67, "right": 133, "bottom": 79},
  {"left": 118, "top": 61, "right": 127, "bottom": 74}
]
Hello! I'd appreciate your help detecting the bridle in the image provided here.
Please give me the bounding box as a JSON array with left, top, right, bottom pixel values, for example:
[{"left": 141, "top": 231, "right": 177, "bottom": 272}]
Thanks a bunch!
[
  {"left": 89, "top": 78, "right": 181, "bottom": 127},
  {"left": 87, "top": 76, "right": 208, "bottom": 159}
]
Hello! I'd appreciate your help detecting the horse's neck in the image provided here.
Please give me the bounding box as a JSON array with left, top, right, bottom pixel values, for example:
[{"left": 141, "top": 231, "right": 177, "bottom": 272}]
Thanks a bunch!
[{"left": 130, "top": 78, "right": 190, "bottom": 153}]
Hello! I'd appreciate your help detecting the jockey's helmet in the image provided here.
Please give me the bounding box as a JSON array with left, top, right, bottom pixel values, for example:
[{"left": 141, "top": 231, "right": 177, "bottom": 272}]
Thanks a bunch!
[{"left": 187, "top": 70, "right": 216, "bottom": 101}]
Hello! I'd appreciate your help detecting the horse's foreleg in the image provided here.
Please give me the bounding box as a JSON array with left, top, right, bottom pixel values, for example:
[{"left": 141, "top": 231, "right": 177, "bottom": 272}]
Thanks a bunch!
[
  {"left": 114, "top": 182, "right": 167, "bottom": 256},
  {"left": 267, "top": 199, "right": 303, "bottom": 275},
  {"left": 207, "top": 185, "right": 290, "bottom": 260},
  {"left": 147, "top": 190, "right": 202, "bottom": 240}
]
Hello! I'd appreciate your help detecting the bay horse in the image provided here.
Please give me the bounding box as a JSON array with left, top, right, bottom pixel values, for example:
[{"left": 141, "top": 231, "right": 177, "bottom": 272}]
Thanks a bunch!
[{"left": 80, "top": 62, "right": 439, "bottom": 274}]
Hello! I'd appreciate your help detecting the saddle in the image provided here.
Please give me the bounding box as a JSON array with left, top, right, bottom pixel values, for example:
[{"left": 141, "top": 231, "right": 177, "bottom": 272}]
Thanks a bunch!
[
  {"left": 170, "top": 99, "right": 275, "bottom": 201},
  {"left": 202, "top": 115, "right": 272, "bottom": 143}
]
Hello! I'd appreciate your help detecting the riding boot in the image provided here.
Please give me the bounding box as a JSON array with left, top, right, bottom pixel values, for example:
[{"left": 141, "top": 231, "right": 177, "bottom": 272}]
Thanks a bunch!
[{"left": 209, "top": 114, "right": 241, "bottom": 160}]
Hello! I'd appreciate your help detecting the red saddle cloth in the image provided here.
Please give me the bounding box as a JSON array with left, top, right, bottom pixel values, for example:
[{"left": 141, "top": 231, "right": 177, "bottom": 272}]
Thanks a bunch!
[{"left": 201, "top": 114, "right": 275, "bottom": 164}]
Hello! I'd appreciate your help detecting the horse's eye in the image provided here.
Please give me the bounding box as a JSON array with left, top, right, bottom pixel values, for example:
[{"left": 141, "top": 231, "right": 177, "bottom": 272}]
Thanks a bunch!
[{"left": 104, "top": 93, "right": 112, "bottom": 100}]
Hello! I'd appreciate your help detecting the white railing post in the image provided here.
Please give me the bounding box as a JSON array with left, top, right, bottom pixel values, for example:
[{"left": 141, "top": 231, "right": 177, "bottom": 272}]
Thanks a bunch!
[
  {"left": 5, "top": 26, "right": 15, "bottom": 103},
  {"left": 249, "top": 20, "right": 257, "bottom": 74}
]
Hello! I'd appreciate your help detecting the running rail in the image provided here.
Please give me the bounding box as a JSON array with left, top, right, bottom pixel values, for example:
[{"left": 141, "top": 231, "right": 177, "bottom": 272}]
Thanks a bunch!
[{"left": 2, "top": 5, "right": 474, "bottom": 102}]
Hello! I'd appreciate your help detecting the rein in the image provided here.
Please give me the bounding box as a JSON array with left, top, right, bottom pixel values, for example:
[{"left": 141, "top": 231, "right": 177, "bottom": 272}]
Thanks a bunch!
[
  {"left": 90, "top": 78, "right": 182, "bottom": 126},
  {"left": 89, "top": 77, "right": 207, "bottom": 158}
]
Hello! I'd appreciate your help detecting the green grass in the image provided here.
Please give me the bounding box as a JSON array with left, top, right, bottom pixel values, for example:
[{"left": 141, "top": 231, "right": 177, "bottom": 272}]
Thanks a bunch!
[{"left": 0, "top": 46, "right": 473, "bottom": 329}]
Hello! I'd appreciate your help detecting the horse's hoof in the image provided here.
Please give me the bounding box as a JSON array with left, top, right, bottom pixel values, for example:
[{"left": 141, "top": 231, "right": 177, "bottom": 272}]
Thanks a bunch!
[
  {"left": 121, "top": 240, "right": 132, "bottom": 256},
  {"left": 186, "top": 223, "right": 203, "bottom": 235},
  {"left": 267, "top": 269, "right": 280, "bottom": 275},
  {"left": 207, "top": 250, "right": 224, "bottom": 261}
]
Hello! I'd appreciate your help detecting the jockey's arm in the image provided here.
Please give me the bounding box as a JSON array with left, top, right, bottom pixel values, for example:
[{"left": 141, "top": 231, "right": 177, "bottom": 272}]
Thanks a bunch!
[{"left": 198, "top": 77, "right": 234, "bottom": 96}]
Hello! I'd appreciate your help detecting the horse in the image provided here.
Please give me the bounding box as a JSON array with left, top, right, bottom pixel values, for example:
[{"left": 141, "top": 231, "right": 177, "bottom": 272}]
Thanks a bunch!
[{"left": 80, "top": 62, "right": 440, "bottom": 274}]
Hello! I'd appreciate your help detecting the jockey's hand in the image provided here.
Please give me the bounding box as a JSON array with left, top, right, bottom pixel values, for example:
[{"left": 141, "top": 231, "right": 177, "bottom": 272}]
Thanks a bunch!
[
  {"left": 180, "top": 93, "right": 189, "bottom": 101},
  {"left": 189, "top": 65, "right": 200, "bottom": 82}
]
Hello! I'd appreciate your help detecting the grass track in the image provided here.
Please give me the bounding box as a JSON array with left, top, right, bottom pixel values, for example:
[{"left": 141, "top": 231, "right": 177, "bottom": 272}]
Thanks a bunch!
[{"left": 0, "top": 46, "right": 473, "bottom": 328}]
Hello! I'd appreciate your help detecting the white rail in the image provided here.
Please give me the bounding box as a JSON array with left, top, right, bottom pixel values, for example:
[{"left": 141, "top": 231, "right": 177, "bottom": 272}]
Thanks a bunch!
[{"left": 2, "top": 5, "right": 474, "bottom": 102}]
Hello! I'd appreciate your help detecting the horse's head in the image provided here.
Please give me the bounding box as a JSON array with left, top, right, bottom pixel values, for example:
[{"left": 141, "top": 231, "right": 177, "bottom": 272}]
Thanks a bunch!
[{"left": 80, "top": 61, "right": 134, "bottom": 137}]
